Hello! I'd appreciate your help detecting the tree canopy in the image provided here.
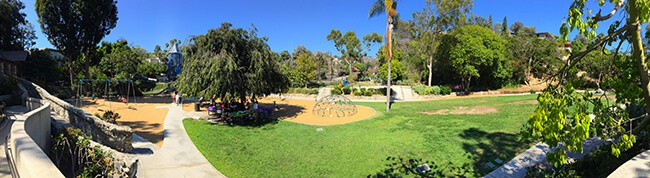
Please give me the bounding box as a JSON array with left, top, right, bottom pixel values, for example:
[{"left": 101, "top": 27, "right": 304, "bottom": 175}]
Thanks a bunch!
[
  {"left": 36, "top": 0, "right": 118, "bottom": 80},
  {"left": 327, "top": 29, "right": 382, "bottom": 77},
  {"left": 435, "top": 25, "right": 511, "bottom": 93},
  {"left": 176, "top": 23, "right": 289, "bottom": 103},
  {"left": 0, "top": 0, "right": 36, "bottom": 50},
  {"left": 523, "top": 0, "right": 650, "bottom": 167}
]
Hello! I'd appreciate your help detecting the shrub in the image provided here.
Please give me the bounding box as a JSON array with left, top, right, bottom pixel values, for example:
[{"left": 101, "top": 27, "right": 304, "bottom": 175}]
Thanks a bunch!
[
  {"left": 352, "top": 88, "right": 358, "bottom": 93},
  {"left": 330, "top": 88, "right": 342, "bottom": 95},
  {"left": 342, "top": 86, "right": 351, "bottom": 95},
  {"left": 100, "top": 110, "right": 120, "bottom": 124},
  {"left": 363, "top": 90, "right": 373, "bottom": 96},
  {"left": 439, "top": 86, "right": 452, "bottom": 95},
  {"left": 431, "top": 86, "right": 441, "bottom": 95},
  {"left": 353, "top": 91, "right": 362, "bottom": 96},
  {"left": 52, "top": 127, "right": 121, "bottom": 177},
  {"left": 0, "top": 76, "right": 17, "bottom": 95},
  {"left": 413, "top": 84, "right": 445, "bottom": 95},
  {"left": 360, "top": 88, "right": 367, "bottom": 93}
]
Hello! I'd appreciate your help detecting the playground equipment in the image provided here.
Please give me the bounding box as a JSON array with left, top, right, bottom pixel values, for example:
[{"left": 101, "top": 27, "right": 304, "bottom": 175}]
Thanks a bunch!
[
  {"left": 312, "top": 94, "right": 358, "bottom": 118},
  {"left": 167, "top": 43, "right": 183, "bottom": 81},
  {"left": 75, "top": 79, "right": 137, "bottom": 109}
]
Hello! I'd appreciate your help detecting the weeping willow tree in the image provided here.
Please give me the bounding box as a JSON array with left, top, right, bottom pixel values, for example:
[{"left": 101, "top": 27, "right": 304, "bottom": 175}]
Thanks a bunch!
[{"left": 176, "top": 23, "right": 290, "bottom": 103}]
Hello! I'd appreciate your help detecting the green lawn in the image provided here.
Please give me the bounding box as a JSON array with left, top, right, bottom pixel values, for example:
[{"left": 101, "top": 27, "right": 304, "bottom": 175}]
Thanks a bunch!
[{"left": 184, "top": 94, "right": 538, "bottom": 177}]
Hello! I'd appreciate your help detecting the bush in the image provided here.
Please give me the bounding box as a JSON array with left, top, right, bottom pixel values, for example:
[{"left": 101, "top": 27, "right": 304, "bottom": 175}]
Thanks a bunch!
[
  {"left": 0, "top": 76, "right": 17, "bottom": 95},
  {"left": 353, "top": 91, "right": 362, "bottom": 96},
  {"left": 363, "top": 90, "right": 373, "bottom": 96},
  {"left": 330, "top": 88, "right": 342, "bottom": 95},
  {"left": 413, "top": 84, "right": 442, "bottom": 95},
  {"left": 342, "top": 86, "right": 351, "bottom": 94},
  {"left": 360, "top": 88, "right": 367, "bottom": 93},
  {"left": 52, "top": 127, "right": 122, "bottom": 177},
  {"left": 439, "top": 86, "right": 452, "bottom": 95},
  {"left": 100, "top": 110, "right": 120, "bottom": 124},
  {"left": 352, "top": 88, "right": 358, "bottom": 93}
]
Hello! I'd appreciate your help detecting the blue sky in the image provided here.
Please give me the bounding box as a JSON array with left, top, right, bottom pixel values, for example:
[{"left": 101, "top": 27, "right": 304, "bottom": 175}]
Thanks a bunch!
[{"left": 23, "top": 0, "right": 600, "bottom": 56}]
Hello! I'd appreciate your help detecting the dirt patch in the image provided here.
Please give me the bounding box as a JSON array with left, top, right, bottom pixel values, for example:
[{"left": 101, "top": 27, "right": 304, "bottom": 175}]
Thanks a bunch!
[
  {"left": 421, "top": 106, "right": 498, "bottom": 115},
  {"left": 80, "top": 97, "right": 169, "bottom": 147},
  {"left": 510, "top": 100, "right": 538, "bottom": 105}
]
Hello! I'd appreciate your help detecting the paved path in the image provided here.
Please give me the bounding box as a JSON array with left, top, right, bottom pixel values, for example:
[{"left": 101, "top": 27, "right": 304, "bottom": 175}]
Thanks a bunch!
[
  {"left": 485, "top": 138, "right": 606, "bottom": 178},
  {"left": 136, "top": 104, "right": 226, "bottom": 178},
  {"left": 608, "top": 150, "right": 650, "bottom": 177},
  {"left": 0, "top": 106, "right": 27, "bottom": 178}
]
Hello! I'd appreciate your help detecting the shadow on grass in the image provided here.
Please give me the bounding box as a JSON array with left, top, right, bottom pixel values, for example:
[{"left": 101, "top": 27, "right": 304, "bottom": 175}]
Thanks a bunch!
[
  {"left": 460, "top": 128, "right": 528, "bottom": 175},
  {"left": 260, "top": 103, "right": 306, "bottom": 120},
  {"left": 367, "top": 156, "right": 477, "bottom": 177}
]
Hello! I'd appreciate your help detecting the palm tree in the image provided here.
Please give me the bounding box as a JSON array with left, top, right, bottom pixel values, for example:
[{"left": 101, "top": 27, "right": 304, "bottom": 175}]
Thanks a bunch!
[{"left": 369, "top": 0, "right": 397, "bottom": 112}]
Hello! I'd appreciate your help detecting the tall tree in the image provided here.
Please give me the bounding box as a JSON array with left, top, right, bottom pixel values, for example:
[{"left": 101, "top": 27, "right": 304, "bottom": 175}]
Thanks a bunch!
[
  {"left": 369, "top": 0, "right": 398, "bottom": 112},
  {"left": 36, "top": 0, "right": 118, "bottom": 85},
  {"left": 508, "top": 22, "right": 561, "bottom": 85},
  {"left": 501, "top": 16, "right": 509, "bottom": 36},
  {"left": 411, "top": 0, "right": 473, "bottom": 86},
  {"left": 176, "top": 23, "right": 289, "bottom": 103},
  {"left": 326, "top": 30, "right": 382, "bottom": 77},
  {"left": 523, "top": 0, "right": 650, "bottom": 167},
  {"left": 0, "top": 0, "right": 36, "bottom": 50},
  {"left": 436, "top": 25, "right": 511, "bottom": 94}
]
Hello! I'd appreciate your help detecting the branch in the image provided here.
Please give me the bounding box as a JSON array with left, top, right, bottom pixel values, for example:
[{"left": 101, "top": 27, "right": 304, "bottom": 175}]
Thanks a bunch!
[
  {"left": 592, "top": 0, "right": 625, "bottom": 23},
  {"left": 553, "top": 24, "right": 630, "bottom": 82}
]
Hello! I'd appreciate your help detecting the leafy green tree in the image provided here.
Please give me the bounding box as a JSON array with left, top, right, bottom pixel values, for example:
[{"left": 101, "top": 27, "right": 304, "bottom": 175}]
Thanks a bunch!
[
  {"left": 436, "top": 25, "right": 511, "bottom": 94},
  {"left": 292, "top": 45, "right": 312, "bottom": 58},
  {"left": 138, "top": 59, "right": 166, "bottom": 78},
  {"left": 36, "top": 0, "right": 118, "bottom": 84},
  {"left": 98, "top": 40, "right": 143, "bottom": 79},
  {"left": 369, "top": 0, "right": 397, "bottom": 112},
  {"left": 378, "top": 46, "right": 405, "bottom": 82},
  {"left": 289, "top": 53, "right": 317, "bottom": 87},
  {"left": 508, "top": 22, "right": 562, "bottom": 85},
  {"left": 0, "top": 0, "right": 36, "bottom": 50},
  {"left": 327, "top": 30, "right": 382, "bottom": 76},
  {"left": 176, "top": 23, "right": 289, "bottom": 103},
  {"left": 410, "top": 0, "right": 473, "bottom": 86},
  {"left": 523, "top": 0, "right": 650, "bottom": 167}
]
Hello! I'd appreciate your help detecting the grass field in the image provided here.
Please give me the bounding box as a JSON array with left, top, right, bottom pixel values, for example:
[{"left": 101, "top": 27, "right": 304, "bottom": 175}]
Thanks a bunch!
[{"left": 184, "top": 94, "right": 538, "bottom": 177}]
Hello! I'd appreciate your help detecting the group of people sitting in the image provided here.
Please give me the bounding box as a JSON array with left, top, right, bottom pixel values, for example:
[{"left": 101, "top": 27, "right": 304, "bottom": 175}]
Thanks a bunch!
[{"left": 205, "top": 97, "right": 277, "bottom": 125}]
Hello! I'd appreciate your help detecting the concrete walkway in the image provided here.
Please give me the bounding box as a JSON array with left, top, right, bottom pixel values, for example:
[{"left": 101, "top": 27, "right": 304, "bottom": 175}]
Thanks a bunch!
[
  {"left": 136, "top": 104, "right": 226, "bottom": 178},
  {"left": 608, "top": 150, "right": 650, "bottom": 177},
  {"left": 0, "top": 106, "right": 27, "bottom": 178},
  {"left": 485, "top": 138, "right": 606, "bottom": 178}
]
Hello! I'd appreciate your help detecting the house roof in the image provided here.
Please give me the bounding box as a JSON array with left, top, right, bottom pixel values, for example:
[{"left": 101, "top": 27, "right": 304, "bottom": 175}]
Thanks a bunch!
[{"left": 0, "top": 51, "right": 28, "bottom": 62}]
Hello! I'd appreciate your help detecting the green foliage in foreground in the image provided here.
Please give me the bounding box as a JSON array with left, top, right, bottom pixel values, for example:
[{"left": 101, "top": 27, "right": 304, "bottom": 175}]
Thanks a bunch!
[{"left": 184, "top": 95, "right": 537, "bottom": 177}]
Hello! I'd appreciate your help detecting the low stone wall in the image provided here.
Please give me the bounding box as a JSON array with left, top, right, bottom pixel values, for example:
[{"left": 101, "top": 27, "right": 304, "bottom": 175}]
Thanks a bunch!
[
  {"left": 50, "top": 118, "right": 139, "bottom": 177},
  {"left": 22, "top": 80, "right": 134, "bottom": 152},
  {"left": 7, "top": 97, "right": 65, "bottom": 178}
]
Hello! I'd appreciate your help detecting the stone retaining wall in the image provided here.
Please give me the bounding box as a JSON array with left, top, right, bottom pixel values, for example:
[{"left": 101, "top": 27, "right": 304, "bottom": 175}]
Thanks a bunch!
[{"left": 22, "top": 80, "right": 133, "bottom": 152}]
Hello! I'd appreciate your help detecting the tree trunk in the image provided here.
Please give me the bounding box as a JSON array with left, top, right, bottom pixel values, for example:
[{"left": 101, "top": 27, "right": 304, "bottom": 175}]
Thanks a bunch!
[
  {"left": 525, "top": 57, "right": 532, "bottom": 86},
  {"left": 84, "top": 51, "right": 90, "bottom": 79},
  {"left": 465, "top": 76, "right": 471, "bottom": 95},
  {"left": 68, "top": 63, "right": 75, "bottom": 94},
  {"left": 628, "top": 0, "right": 650, "bottom": 134},
  {"left": 386, "top": 21, "right": 392, "bottom": 112},
  {"left": 428, "top": 55, "right": 433, "bottom": 86}
]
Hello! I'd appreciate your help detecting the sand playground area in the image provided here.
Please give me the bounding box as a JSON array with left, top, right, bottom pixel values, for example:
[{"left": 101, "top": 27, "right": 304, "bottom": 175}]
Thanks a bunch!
[
  {"left": 80, "top": 97, "right": 169, "bottom": 147},
  {"left": 80, "top": 96, "right": 376, "bottom": 146},
  {"left": 185, "top": 97, "right": 377, "bottom": 126}
]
